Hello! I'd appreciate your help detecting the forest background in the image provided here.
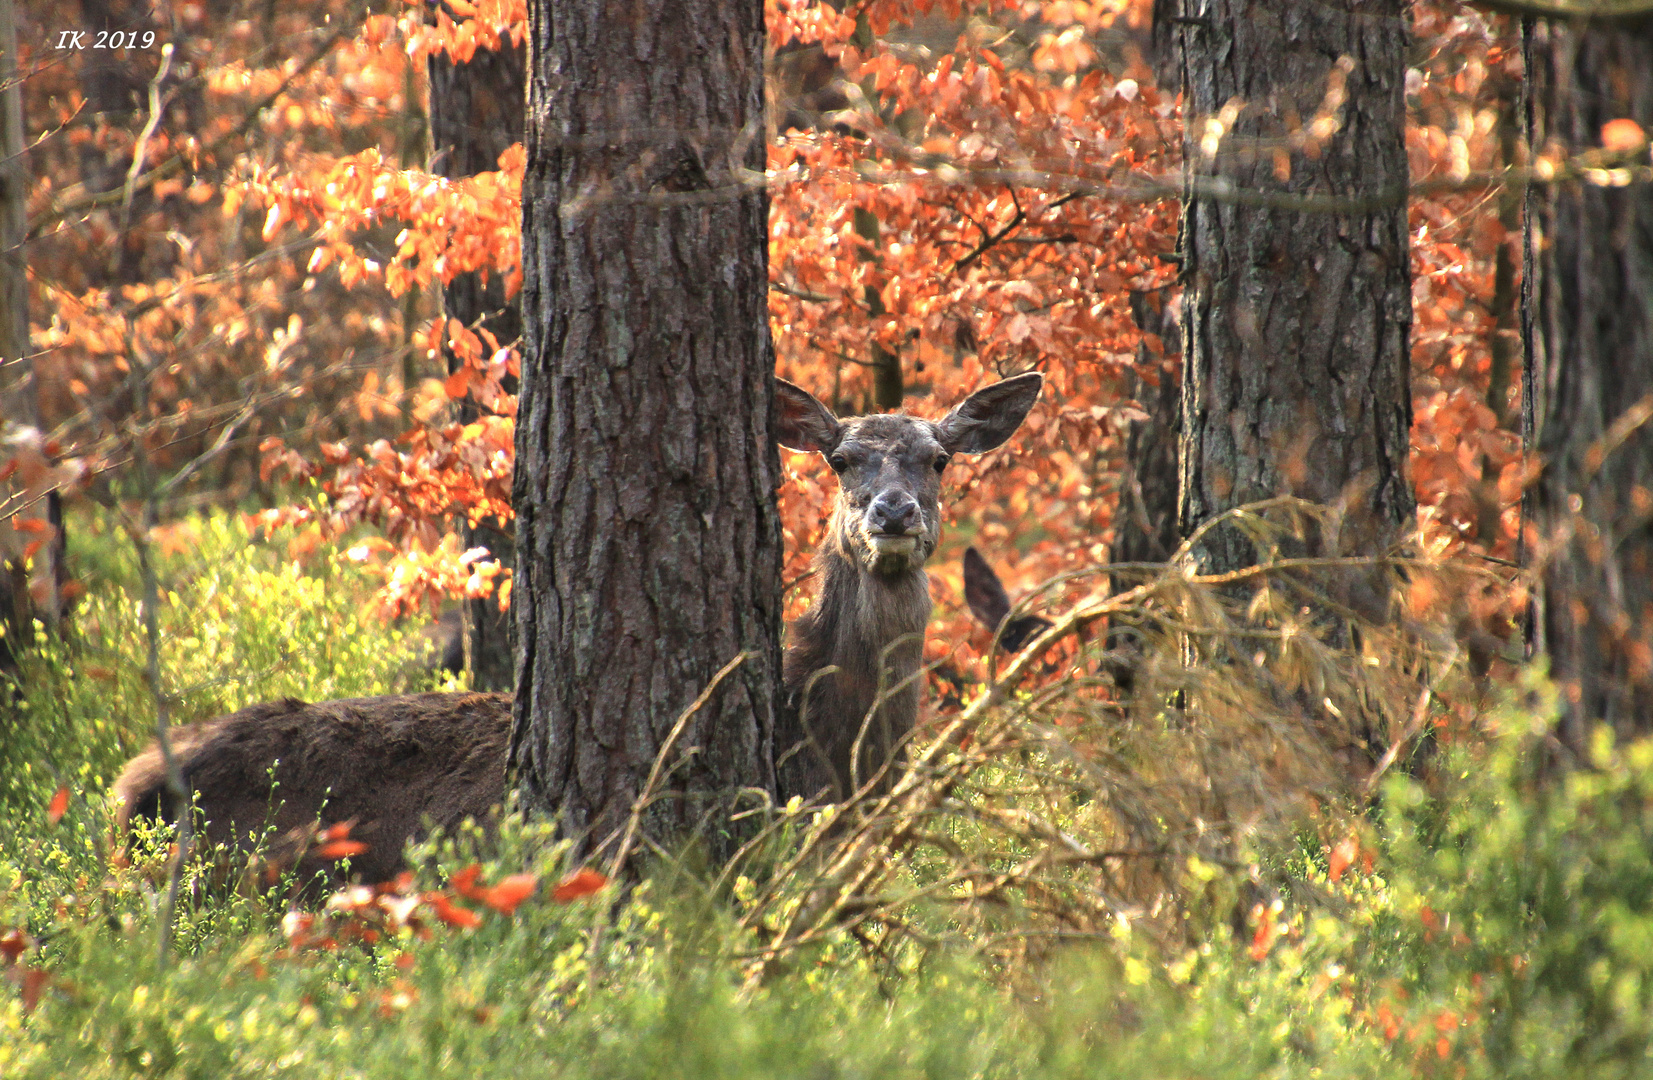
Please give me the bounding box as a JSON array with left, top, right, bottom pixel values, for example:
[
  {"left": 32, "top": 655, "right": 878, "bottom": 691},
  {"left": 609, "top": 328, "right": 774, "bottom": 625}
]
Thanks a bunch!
[{"left": 0, "top": 0, "right": 1651, "bottom": 1076}]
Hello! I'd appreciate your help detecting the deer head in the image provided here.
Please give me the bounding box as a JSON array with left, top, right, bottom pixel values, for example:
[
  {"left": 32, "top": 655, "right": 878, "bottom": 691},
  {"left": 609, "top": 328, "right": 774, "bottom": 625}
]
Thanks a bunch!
[{"left": 775, "top": 373, "right": 1044, "bottom": 577}]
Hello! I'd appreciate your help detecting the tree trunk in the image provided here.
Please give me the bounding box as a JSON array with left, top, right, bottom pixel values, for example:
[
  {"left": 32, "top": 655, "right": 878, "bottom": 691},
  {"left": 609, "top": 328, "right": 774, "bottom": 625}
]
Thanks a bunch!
[
  {"left": 1160, "top": 0, "right": 1414, "bottom": 589},
  {"left": 1524, "top": 19, "right": 1653, "bottom": 745},
  {"left": 0, "top": 0, "right": 57, "bottom": 683},
  {"left": 428, "top": 40, "right": 525, "bottom": 693},
  {"left": 511, "top": 0, "right": 783, "bottom": 860},
  {"left": 1110, "top": 290, "right": 1181, "bottom": 567}
]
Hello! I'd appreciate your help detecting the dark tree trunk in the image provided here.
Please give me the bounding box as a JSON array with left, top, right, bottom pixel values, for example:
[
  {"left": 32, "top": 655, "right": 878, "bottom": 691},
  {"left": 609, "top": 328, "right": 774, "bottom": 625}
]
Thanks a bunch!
[
  {"left": 1110, "top": 291, "right": 1181, "bottom": 567},
  {"left": 1524, "top": 19, "right": 1653, "bottom": 745},
  {"left": 1159, "top": 0, "right": 1414, "bottom": 588},
  {"left": 428, "top": 39, "right": 525, "bottom": 693},
  {"left": 511, "top": 0, "right": 783, "bottom": 860},
  {"left": 1103, "top": 293, "right": 1180, "bottom": 695}
]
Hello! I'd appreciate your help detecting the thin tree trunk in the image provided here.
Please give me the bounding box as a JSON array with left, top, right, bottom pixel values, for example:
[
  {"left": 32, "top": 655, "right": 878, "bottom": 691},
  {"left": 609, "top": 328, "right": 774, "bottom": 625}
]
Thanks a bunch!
[
  {"left": 0, "top": 0, "right": 53, "bottom": 682},
  {"left": 1524, "top": 18, "right": 1653, "bottom": 745},
  {"left": 428, "top": 39, "right": 524, "bottom": 692},
  {"left": 1161, "top": 0, "right": 1414, "bottom": 598},
  {"left": 511, "top": 0, "right": 783, "bottom": 860}
]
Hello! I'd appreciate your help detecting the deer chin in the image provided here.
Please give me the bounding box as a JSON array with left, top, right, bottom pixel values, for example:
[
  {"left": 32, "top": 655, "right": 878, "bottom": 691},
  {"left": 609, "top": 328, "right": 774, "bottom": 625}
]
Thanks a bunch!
[{"left": 860, "top": 532, "right": 926, "bottom": 575}]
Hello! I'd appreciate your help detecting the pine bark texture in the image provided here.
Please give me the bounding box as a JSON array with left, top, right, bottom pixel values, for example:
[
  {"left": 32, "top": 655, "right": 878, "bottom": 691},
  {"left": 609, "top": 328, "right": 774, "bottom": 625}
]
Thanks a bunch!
[
  {"left": 1524, "top": 20, "right": 1653, "bottom": 744},
  {"left": 428, "top": 41, "right": 525, "bottom": 692},
  {"left": 511, "top": 0, "right": 783, "bottom": 858},
  {"left": 1109, "top": 292, "right": 1181, "bottom": 567},
  {"left": 1160, "top": 0, "right": 1414, "bottom": 578}
]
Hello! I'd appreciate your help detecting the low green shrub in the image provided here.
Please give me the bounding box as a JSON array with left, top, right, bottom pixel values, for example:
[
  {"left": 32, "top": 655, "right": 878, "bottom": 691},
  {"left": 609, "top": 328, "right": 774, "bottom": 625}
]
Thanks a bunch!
[
  {"left": 0, "top": 508, "right": 442, "bottom": 821},
  {"left": 5, "top": 526, "right": 1653, "bottom": 1080}
]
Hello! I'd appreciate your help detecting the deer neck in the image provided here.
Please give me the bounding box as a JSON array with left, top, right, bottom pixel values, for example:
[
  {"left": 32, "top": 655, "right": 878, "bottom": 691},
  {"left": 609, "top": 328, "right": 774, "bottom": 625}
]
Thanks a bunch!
[{"left": 790, "top": 533, "right": 933, "bottom": 702}]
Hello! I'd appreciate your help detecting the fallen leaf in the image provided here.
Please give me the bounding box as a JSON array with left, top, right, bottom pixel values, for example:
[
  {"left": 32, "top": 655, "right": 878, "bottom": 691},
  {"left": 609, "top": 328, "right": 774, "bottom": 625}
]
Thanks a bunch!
[
  {"left": 427, "top": 892, "right": 483, "bottom": 929},
  {"left": 1328, "top": 835, "right": 1358, "bottom": 883},
  {"left": 46, "top": 787, "right": 69, "bottom": 826},
  {"left": 450, "top": 864, "right": 486, "bottom": 901},
  {"left": 552, "top": 868, "right": 609, "bottom": 903},
  {"left": 481, "top": 874, "right": 538, "bottom": 915}
]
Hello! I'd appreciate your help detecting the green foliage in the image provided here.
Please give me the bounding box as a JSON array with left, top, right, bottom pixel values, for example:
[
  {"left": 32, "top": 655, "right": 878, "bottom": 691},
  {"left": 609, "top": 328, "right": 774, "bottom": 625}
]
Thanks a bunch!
[
  {"left": 0, "top": 508, "right": 440, "bottom": 820},
  {"left": 1374, "top": 677, "right": 1653, "bottom": 1078},
  {"left": 5, "top": 546, "right": 1653, "bottom": 1079}
]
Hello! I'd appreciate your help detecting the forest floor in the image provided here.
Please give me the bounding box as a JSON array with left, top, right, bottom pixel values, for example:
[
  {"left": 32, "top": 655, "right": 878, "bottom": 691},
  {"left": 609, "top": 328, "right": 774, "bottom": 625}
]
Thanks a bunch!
[{"left": 0, "top": 510, "right": 1645, "bottom": 1079}]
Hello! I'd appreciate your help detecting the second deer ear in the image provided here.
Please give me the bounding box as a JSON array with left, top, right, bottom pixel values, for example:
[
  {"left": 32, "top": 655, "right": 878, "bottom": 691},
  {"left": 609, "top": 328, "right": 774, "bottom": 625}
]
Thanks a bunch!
[
  {"left": 775, "top": 378, "right": 841, "bottom": 453},
  {"left": 963, "top": 547, "right": 1011, "bottom": 630},
  {"left": 936, "top": 372, "right": 1043, "bottom": 455}
]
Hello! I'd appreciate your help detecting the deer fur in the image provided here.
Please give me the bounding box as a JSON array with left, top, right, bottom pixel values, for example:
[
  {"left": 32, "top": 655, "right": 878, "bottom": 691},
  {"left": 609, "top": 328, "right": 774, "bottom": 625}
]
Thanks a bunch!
[
  {"left": 772, "top": 373, "right": 1043, "bottom": 800},
  {"left": 113, "top": 692, "right": 512, "bottom": 884},
  {"left": 113, "top": 374, "right": 1042, "bottom": 879}
]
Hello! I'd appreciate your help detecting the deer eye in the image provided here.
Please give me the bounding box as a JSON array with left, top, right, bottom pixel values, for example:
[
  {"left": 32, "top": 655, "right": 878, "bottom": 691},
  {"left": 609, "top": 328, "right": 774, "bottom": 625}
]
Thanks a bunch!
[
  {"left": 827, "top": 452, "right": 848, "bottom": 473},
  {"left": 933, "top": 452, "right": 951, "bottom": 473}
]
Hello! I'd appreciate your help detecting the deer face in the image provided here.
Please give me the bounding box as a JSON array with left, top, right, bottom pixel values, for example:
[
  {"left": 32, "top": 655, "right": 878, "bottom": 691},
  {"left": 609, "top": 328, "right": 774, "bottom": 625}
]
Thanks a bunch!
[
  {"left": 818, "top": 412, "right": 949, "bottom": 574},
  {"left": 776, "top": 373, "right": 1044, "bottom": 577}
]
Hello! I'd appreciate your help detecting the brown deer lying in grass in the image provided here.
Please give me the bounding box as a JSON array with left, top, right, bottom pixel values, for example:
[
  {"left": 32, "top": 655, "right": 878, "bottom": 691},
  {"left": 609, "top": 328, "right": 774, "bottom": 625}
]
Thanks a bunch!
[{"left": 114, "top": 373, "right": 1042, "bottom": 881}]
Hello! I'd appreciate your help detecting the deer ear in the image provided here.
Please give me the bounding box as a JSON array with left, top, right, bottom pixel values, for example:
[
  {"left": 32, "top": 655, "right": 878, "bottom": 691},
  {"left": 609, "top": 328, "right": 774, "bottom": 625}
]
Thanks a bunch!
[
  {"left": 775, "top": 378, "right": 841, "bottom": 453},
  {"left": 936, "top": 372, "right": 1043, "bottom": 455},
  {"left": 962, "top": 547, "right": 1011, "bottom": 632}
]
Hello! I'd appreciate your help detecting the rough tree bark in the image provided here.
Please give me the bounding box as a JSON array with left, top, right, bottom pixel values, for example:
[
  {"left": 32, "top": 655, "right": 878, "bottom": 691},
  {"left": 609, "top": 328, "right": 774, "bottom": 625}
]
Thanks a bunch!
[
  {"left": 1158, "top": 0, "right": 1414, "bottom": 590},
  {"left": 0, "top": 0, "right": 30, "bottom": 680},
  {"left": 1110, "top": 291, "right": 1181, "bottom": 567},
  {"left": 428, "top": 36, "right": 525, "bottom": 692},
  {"left": 1524, "top": 18, "right": 1653, "bottom": 744},
  {"left": 511, "top": 0, "right": 783, "bottom": 860}
]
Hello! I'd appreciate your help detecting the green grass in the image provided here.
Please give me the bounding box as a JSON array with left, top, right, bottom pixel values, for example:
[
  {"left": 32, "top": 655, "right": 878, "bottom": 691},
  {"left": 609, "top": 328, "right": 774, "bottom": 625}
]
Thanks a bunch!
[
  {"left": 2, "top": 514, "right": 1651, "bottom": 1078},
  {"left": 0, "top": 508, "right": 445, "bottom": 818}
]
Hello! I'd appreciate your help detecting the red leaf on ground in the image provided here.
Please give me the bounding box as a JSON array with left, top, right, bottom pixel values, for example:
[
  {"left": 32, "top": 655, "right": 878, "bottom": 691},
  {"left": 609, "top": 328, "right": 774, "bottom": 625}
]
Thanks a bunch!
[
  {"left": 46, "top": 787, "right": 69, "bottom": 826},
  {"left": 1328, "top": 835, "right": 1358, "bottom": 883},
  {"left": 480, "top": 874, "right": 537, "bottom": 915},
  {"left": 450, "top": 864, "right": 486, "bottom": 901},
  {"left": 315, "top": 839, "right": 369, "bottom": 860},
  {"left": 427, "top": 892, "right": 483, "bottom": 929},
  {"left": 552, "top": 868, "right": 609, "bottom": 903}
]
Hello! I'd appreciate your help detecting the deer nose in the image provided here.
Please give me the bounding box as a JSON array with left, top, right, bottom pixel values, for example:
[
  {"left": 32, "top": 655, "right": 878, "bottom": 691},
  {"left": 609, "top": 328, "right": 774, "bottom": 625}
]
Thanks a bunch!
[{"left": 868, "top": 492, "right": 921, "bottom": 534}]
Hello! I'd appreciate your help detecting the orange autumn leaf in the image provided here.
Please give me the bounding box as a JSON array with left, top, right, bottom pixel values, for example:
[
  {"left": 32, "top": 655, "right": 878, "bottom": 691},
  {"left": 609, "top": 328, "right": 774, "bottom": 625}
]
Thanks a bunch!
[
  {"left": 552, "top": 868, "right": 609, "bottom": 902},
  {"left": 450, "top": 863, "right": 487, "bottom": 901},
  {"left": 427, "top": 891, "right": 483, "bottom": 929},
  {"left": 444, "top": 368, "right": 470, "bottom": 399},
  {"left": 480, "top": 873, "right": 538, "bottom": 914},
  {"left": 1248, "top": 904, "right": 1279, "bottom": 962},
  {"left": 46, "top": 787, "right": 69, "bottom": 826},
  {"left": 1328, "top": 835, "right": 1358, "bottom": 883},
  {"left": 315, "top": 839, "right": 369, "bottom": 860},
  {"left": 1602, "top": 117, "right": 1647, "bottom": 154}
]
